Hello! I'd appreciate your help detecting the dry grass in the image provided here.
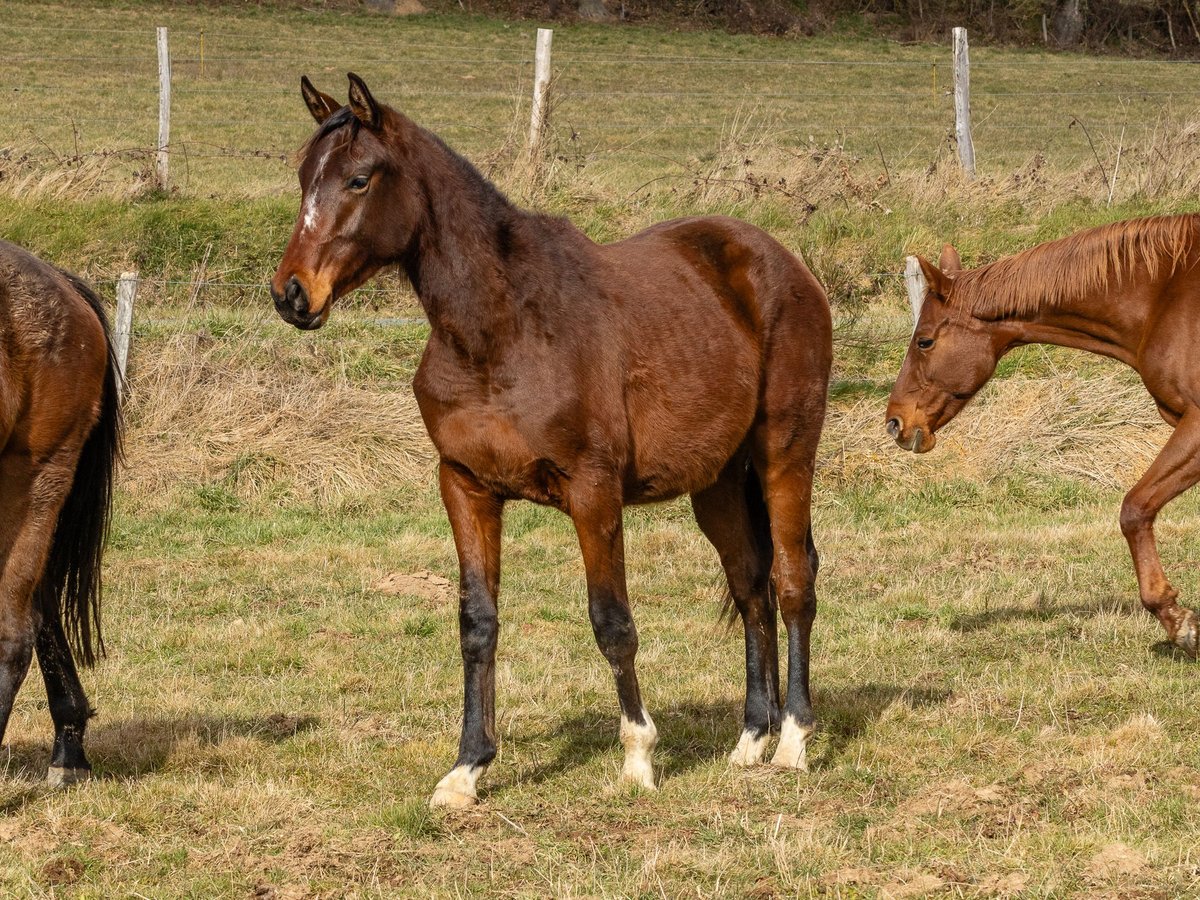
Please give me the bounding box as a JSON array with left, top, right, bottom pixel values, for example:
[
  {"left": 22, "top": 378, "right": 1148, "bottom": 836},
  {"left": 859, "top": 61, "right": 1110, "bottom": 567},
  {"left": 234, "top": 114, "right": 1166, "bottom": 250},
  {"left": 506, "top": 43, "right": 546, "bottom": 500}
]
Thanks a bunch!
[{"left": 124, "top": 316, "right": 434, "bottom": 504}]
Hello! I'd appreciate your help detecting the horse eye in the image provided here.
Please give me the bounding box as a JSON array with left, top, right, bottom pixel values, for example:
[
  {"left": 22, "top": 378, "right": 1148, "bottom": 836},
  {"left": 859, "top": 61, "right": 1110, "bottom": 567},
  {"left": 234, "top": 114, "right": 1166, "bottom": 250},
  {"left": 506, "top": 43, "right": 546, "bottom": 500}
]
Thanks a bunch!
[
  {"left": 347, "top": 174, "right": 370, "bottom": 191},
  {"left": 916, "top": 337, "right": 935, "bottom": 350}
]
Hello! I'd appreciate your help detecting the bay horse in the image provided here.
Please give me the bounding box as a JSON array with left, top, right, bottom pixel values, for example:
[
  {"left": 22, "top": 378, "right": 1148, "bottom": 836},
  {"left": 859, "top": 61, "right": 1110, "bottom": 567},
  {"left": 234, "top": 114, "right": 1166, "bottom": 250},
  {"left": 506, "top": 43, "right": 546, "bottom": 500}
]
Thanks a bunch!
[
  {"left": 271, "top": 74, "right": 832, "bottom": 807},
  {"left": 0, "top": 240, "right": 122, "bottom": 784},
  {"left": 887, "top": 214, "right": 1200, "bottom": 657}
]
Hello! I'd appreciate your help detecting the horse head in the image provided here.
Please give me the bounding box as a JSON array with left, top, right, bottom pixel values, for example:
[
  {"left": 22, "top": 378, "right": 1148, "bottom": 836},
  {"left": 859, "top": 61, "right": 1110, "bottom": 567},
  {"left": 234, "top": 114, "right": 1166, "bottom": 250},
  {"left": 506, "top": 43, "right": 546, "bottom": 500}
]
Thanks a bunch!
[
  {"left": 271, "top": 74, "right": 420, "bottom": 330},
  {"left": 885, "top": 245, "right": 1006, "bottom": 453}
]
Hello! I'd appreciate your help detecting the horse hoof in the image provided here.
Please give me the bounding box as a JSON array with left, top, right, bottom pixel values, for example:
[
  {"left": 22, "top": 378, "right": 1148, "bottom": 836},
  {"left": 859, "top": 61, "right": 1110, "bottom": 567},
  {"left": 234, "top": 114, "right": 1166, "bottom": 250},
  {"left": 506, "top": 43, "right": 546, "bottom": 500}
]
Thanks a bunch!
[
  {"left": 429, "top": 786, "right": 477, "bottom": 809},
  {"left": 428, "top": 765, "right": 483, "bottom": 809},
  {"left": 619, "top": 768, "right": 657, "bottom": 792},
  {"left": 729, "top": 729, "right": 769, "bottom": 767},
  {"left": 769, "top": 716, "right": 812, "bottom": 770},
  {"left": 46, "top": 766, "right": 91, "bottom": 787},
  {"left": 1173, "top": 610, "right": 1199, "bottom": 658}
]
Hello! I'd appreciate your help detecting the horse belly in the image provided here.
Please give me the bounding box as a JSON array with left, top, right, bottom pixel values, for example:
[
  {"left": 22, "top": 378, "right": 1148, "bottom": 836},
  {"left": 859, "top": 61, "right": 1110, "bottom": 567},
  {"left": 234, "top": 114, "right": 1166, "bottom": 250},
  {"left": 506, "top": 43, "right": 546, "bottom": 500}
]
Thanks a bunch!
[{"left": 623, "top": 359, "right": 759, "bottom": 502}]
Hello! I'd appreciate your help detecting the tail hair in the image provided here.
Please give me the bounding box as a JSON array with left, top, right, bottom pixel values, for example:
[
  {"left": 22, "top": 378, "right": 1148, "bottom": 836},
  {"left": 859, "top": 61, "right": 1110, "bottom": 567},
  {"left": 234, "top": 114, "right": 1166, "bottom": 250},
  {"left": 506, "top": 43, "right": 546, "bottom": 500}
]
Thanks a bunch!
[{"left": 35, "top": 271, "right": 124, "bottom": 666}]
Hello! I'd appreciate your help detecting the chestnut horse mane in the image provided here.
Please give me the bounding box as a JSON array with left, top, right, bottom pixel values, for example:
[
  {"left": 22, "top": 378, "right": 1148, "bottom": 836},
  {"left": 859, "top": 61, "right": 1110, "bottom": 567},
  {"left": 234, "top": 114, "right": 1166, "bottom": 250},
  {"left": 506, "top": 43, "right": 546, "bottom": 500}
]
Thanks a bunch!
[{"left": 950, "top": 214, "right": 1200, "bottom": 319}]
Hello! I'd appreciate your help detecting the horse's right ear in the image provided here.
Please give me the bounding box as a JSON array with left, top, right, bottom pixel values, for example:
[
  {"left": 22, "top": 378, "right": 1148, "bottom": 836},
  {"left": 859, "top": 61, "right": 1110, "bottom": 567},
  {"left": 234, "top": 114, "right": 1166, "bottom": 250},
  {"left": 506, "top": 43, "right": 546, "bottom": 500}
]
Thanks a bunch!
[
  {"left": 301, "top": 75, "right": 340, "bottom": 125},
  {"left": 938, "top": 243, "right": 962, "bottom": 274},
  {"left": 916, "top": 255, "right": 951, "bottom": 301}
]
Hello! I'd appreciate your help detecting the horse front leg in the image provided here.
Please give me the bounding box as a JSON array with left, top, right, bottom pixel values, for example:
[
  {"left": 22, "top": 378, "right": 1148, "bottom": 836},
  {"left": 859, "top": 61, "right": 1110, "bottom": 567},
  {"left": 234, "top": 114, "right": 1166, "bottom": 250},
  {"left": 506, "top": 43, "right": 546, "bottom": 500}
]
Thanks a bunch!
[
  {"left": 1119, "top": 407, "right": 1200, "bottom": 656},
  {"left": 429, "top": 462, "right": 504, "bottom": 808},
  {"left": 569, "top": 485, "right": 656, "bottom": 791}
]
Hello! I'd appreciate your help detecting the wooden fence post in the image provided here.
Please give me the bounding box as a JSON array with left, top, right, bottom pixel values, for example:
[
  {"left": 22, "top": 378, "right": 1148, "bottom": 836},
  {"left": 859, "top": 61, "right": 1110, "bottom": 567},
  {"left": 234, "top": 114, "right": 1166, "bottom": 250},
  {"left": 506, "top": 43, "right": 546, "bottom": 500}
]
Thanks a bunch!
[
  {"left": 952, "top": 26, "right": 975, "bottom": 179},
  {"left": 156, "top": 26, "right": 171, "bottom": 190},
  {"left": 528, "top": 27, "right": 553, "bottom": 156},
  {"left": 114, "top": 272, "right": 138, "bottom": 398},
  {"left": 904, "top": 256, "right": 927, "bottom": 328}
]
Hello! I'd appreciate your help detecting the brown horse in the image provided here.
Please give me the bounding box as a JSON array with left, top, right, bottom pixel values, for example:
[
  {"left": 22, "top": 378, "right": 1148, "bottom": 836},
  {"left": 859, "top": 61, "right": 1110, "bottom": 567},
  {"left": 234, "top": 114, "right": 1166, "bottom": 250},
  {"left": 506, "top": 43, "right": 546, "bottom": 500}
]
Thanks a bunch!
[
  {"left": 887, "top": 214, "right": 1200, "bottom": 656},
  {"left": 271, "top": 74, "right": 832, "bottom": 806},
  {"left": 0, "top": 240, "right": 122, "bottom": 784}
]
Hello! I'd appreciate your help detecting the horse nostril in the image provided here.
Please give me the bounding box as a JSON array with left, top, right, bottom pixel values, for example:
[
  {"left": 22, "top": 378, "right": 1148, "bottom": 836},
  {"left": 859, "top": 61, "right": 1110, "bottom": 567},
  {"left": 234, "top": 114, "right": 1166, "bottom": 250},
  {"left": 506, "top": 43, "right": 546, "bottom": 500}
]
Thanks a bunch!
[
  {"left": 886, "top": 417, "right": 902, "bottom": 439},
  {"left": 285, "top": 276, "right": 308, "bottom": 315}
]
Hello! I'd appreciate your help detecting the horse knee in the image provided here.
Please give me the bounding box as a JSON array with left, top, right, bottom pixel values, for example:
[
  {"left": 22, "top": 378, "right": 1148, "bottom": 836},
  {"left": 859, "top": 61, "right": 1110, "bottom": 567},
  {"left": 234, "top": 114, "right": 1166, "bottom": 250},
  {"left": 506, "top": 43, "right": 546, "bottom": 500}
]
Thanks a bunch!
[
  {"left": 1120, "top": 497, "right": 1154, "bottom": 538},
  {"left": 589, "top": 597, "right": 638, "bottom": 663},
  {"left": 458, "top": 592, "right": 498, "bottom": 663}
]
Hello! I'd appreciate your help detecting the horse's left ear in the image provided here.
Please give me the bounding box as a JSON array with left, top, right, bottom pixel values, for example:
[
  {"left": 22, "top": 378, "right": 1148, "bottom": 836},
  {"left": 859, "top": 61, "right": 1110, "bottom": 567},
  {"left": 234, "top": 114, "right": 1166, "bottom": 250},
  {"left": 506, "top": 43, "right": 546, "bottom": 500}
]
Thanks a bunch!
[
  {"left": 938, "top": 243, "right": 962, "bottom": 274},
  {"left": 347, "top": 72, "right": 383, "bottom": 130},
  {"left": 301, "top": 75, "right": 340, "bottom": 125},
  {"left": 916, "top": 255, "right": 951, "bottom": 301}
]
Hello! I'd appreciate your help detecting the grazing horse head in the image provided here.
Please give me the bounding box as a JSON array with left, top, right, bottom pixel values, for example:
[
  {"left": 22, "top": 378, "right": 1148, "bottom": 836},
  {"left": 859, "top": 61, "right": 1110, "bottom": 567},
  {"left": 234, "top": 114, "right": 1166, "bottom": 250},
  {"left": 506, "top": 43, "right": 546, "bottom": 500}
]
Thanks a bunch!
[
  {"left": 885, "top": 245, "right": 1007, "bottom": 453},
  {"left": 271, "top": 74, "right": 419, "bottom": 330}
]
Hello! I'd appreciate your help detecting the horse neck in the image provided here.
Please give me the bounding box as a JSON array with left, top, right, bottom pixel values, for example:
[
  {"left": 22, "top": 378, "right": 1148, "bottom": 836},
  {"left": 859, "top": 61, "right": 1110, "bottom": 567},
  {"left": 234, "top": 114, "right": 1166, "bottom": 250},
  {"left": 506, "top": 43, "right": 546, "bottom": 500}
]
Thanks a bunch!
[
  {"left": 402, "top": 133, "right": 519, "bottom": 355},
  {"left": 961, "top": 268, "right": 1149, "bottom": 369}
]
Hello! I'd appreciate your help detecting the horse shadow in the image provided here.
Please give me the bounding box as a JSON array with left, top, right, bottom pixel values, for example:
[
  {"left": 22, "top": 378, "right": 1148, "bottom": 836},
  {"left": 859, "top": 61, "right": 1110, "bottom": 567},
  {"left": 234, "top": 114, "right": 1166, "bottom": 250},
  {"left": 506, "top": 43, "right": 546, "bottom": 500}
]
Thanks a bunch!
[
  {"left": 500, "top": 680, "right": 951, "bottom": 791},
  {"left": 0, "top": 711, "right": 317, "bottom": 809},
  {"left": 947, "top": 595, "right": 1134, "bottom": 634}
]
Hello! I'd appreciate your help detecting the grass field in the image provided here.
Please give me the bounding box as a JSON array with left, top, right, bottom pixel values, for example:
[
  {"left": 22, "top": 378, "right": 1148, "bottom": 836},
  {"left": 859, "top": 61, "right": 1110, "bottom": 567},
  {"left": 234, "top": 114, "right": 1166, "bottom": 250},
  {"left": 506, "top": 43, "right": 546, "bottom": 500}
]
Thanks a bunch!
[{"left": 3, "top": 1, "right": 1200, "bottom": 897}]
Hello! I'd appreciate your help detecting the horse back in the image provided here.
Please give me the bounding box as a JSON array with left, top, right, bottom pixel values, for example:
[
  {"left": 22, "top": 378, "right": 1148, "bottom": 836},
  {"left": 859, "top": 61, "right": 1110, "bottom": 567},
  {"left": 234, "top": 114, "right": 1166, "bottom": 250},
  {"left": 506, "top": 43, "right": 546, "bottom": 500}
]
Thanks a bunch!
[{"left": 0, "top": 241, "right": 109, "bottom": 454}]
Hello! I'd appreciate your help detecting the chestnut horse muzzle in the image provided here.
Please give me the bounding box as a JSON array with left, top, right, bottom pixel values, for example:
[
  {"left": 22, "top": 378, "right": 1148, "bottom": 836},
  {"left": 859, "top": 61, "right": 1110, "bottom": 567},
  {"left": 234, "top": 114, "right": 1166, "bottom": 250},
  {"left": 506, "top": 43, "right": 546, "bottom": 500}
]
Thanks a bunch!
[
  {"left": 271, "top": 275, "right": 324, "bottom": 331},
  {"left": 885, "top": 416, "right": 935, "bottom": 453}
]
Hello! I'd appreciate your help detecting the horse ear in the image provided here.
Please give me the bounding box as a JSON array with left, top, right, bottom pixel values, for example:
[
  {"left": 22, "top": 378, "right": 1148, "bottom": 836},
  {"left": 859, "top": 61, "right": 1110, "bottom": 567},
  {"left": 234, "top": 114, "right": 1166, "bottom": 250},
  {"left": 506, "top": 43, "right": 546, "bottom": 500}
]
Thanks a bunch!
[
  {"left": 916, "top": 255, "right": 951, "bottom": 301},
  {"left": 347, "top": 72, "right": 382, "bottom": 130},
  {"left": 301, "top": 75, "right": 340, "bottom": 125},
  {"left": 938, "top": 243, "right": 962, "bottom": 274}
]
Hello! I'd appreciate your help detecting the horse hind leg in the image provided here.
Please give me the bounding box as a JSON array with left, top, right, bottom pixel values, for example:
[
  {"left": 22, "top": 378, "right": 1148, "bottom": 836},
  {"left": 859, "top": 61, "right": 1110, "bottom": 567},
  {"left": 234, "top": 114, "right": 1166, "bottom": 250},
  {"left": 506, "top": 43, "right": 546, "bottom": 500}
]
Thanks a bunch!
[
  {"left": 691, "top": 458, "right": 780, "bottom": 767},
  {"left": 0, "top": 452, "right": 81, "bottom": 767},
  {"left": 36, "top": 606, "right": 94, "bottom": 785}
]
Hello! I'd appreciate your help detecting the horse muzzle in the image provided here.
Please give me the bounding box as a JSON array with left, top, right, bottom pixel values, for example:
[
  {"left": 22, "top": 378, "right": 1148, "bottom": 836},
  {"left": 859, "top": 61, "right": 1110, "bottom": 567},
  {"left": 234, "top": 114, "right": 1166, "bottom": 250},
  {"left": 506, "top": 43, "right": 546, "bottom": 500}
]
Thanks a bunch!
[
  {"left": 271, "top": 275, "right": 327, "bottom": 331},
  {"left": 886, "top": 416, "right": 936, "bottom": 454}
]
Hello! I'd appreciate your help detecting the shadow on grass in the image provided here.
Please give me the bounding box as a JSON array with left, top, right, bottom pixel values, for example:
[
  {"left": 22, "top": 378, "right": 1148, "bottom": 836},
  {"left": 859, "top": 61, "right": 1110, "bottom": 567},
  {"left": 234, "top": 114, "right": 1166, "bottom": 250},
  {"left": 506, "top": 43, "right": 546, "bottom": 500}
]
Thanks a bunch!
[
  {"left": 812, "top": 682, "right": 950, "bottom": 770},
  {"left": 3, "top": 711, "right": 318, "bottom": 789},
  {"left": 947, "top": 595, "right": 1133, "bottom": 633},
  {"left": 500, "top": 681, "right": 951, "bottom": 791}
]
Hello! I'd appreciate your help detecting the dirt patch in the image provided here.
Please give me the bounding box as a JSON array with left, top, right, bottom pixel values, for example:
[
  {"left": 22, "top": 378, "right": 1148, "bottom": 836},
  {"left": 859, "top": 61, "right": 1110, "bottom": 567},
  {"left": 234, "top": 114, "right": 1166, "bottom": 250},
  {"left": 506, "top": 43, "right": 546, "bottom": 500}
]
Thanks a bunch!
[
  {"left": 1086, "top": 843, "right": 1150, "bottom": 882},
  {"left": 978, "top": 872, "right": 1031, "bottom": 897},
  {"left": 40, "top": 857, "right": 84, "bottom": 886},
  {"left": 374, "top": 570, "right": 454, "bottom": 602}
]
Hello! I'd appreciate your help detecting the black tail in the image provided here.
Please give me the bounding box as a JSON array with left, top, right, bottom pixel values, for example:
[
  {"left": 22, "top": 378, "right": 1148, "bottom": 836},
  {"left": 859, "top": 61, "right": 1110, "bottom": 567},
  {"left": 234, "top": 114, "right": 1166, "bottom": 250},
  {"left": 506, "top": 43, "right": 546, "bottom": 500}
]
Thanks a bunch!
[{"left": 35, "top": 272, "right": 124, "bottom": 667}]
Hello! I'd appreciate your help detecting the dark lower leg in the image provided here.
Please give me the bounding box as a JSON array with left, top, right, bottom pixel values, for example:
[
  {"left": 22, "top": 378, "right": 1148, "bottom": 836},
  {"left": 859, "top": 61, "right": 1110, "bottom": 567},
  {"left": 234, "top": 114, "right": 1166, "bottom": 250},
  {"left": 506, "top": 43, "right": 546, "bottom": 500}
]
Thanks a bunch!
[
  {"left": 35, "top": 611, "right": 93, "bottom": 777},
  {"left": 692, "top": 471, "right": 779, "bottom": 764},
  {"left": 0, "top": 633, "right": 34, "bottom": 748},
  {"left": 430, "top": 463, "right": 503, "bottom": 808},
  {"left": 574, "top": 495, "right": 655, "bottom": 788}
]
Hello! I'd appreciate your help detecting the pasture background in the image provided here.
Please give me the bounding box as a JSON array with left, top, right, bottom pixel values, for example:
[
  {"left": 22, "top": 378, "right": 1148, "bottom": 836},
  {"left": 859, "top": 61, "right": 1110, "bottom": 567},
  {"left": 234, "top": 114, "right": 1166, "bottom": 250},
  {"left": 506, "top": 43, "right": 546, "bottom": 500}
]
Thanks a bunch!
[{"left": 3, "top": 1, "right": 1200, "bottom": 896}]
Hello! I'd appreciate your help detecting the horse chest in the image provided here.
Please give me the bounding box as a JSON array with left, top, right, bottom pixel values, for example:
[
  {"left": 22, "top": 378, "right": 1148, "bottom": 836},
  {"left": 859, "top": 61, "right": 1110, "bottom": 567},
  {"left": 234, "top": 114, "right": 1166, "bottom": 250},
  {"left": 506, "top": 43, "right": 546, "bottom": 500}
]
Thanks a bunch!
[{"left": 414, "top": 363, "right": 573, "bottom": 506}]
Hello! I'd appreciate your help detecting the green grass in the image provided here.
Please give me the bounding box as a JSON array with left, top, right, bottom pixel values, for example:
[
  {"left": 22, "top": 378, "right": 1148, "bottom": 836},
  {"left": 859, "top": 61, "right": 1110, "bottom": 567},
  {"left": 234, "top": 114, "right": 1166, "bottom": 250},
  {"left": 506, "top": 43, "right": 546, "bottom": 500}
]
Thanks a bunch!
[{"left": 2, "top": 2, "right": 1200, "bottom": 896}]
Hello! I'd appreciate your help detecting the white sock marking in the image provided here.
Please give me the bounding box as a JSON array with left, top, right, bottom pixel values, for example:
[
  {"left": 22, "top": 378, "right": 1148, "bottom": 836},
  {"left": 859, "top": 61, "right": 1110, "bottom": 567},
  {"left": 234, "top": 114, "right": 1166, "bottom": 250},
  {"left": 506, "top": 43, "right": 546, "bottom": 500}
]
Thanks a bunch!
[
  {"left": 729, "top": 728, "right": 769, "bottom": 767},
  {"left": 770, "top": 714, "right": 813, "bottom": 770},
  {"left": 429, "top": 764, "right": 485, "bottom": 808},
  {"left": 619, "top": 709, "right": 657, "bottom": 790}
]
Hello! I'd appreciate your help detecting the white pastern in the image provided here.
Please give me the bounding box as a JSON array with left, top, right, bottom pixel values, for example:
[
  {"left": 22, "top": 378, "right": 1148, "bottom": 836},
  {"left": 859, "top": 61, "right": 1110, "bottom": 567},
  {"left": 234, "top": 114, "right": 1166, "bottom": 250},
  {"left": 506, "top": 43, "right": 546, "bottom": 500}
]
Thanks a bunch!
[
  {"left": 729, "top": 729, "right": 769, "bottom": 767},
  {"left": 46, "top": 766, "right": 90, "bottom": 788},
  {"left": 619, "top": 709, "right": 657, "bottom": 790},
  {"left": 429, "top": 764, "right": 485, "bottom": 809},
  {"left": 769, "top": 715, "right": 814, "bottom": 770}
]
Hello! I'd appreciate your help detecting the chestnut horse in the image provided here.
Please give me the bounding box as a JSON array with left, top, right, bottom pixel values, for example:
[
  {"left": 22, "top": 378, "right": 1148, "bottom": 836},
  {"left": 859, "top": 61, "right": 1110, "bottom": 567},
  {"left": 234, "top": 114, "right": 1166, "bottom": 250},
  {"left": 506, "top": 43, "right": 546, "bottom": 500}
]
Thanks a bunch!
[
  {"left": 887, "top": 215, "right": 1200, "bottom": 656},
  {"left": 271, "top": 75, "right": 832, "bottom": 806},
  {"left": 0, "top": 240, "right": 122, "bottom": 784}
]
